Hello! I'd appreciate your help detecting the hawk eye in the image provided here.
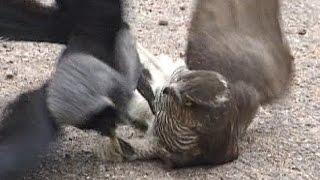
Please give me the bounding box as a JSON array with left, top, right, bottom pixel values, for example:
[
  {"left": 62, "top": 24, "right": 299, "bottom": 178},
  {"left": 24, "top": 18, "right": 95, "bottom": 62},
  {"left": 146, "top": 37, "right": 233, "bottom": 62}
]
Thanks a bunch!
[
  {"left": 162, "top": 87, "right": 171, "bottom": 95},
  {"left": 184, "top": 99, "right": 193, "bottom": 106}
]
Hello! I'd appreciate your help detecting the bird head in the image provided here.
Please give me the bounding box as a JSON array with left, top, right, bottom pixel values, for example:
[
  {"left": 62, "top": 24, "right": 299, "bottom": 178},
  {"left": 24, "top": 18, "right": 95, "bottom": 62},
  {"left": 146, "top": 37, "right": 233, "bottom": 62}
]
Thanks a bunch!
[
  {"left": 161, "top": 69, "right": 230, "bottom": 108},
  {"left": 156, "top": 69, "right": 240, "bottom": 167}
]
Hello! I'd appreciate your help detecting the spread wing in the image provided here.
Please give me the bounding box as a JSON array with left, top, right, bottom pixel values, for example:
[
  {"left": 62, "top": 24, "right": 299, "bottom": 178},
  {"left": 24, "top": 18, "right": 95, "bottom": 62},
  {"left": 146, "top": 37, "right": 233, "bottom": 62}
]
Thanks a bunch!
[
  {"left": 188, "top": 0, "right": 285, "bottom": 47},
  {"left": 186, "top": 0, "right": 293, "bottom": 103}
]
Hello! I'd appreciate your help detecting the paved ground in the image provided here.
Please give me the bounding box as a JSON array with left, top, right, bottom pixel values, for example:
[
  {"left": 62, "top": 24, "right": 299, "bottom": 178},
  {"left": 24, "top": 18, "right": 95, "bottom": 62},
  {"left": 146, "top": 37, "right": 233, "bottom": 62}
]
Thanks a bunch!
[{"left": 0, "top": 0, "right": 319, "bottom": 179}]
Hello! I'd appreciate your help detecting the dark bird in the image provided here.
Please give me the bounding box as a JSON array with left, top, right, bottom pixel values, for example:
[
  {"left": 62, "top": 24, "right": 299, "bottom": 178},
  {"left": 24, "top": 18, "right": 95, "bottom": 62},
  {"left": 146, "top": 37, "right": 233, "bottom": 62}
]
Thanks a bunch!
[
  {"left": 117, "top": 0, "right": 293, "bottom": 168},
  {"left": 0, "top": 0, "right": 155, "bottom": 112},
  {"left": 0, "top": 0, "right": 152, "bottom": 178}
]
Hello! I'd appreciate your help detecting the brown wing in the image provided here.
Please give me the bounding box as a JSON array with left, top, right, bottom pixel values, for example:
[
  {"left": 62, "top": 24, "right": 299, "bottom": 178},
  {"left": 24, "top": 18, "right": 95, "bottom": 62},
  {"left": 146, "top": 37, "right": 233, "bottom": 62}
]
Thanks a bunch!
[
  {"left": 186, "top": 0, "right": 293, "bottom": 103},
  {"left": 188, "top": 0, "right": 284, "bottom": 45}
]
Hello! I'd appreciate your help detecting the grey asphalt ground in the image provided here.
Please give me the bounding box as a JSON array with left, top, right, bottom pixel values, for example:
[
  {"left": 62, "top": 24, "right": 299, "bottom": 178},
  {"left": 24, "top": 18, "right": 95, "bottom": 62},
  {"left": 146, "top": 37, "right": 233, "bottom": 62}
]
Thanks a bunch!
[{"left": 0, "top": 0, "right": 319, "bottom": 179}]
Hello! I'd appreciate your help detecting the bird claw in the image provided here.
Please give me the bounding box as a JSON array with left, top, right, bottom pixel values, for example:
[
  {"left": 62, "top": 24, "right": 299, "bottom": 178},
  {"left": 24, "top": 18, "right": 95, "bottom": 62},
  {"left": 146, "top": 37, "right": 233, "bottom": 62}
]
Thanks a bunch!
[{"left": 93, "top": 137, "right": 137, "bottom": 163}]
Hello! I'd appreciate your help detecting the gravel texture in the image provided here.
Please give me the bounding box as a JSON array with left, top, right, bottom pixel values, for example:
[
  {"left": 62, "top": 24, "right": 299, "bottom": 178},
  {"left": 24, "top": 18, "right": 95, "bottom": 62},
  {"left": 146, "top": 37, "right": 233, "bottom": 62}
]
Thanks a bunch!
[{"left": 0, "top": 0, "right": 319, "bottom": 179}]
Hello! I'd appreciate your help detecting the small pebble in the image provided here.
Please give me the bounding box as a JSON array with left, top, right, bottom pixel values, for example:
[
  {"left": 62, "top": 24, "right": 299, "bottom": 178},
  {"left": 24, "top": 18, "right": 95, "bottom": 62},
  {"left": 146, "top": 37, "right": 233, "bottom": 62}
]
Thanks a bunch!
[
  {"left": 5, "top": 72, "right": 15, "bottom": 79},
  {"left": 298, "top": 29, "right": 307, "bottom": 35},
  {"left": 64, "top": 153, "right": 71, "bottom": 159},
  {"left": 158, "top": 20, "right": 169, "bottom": 26},
  {"left": 291, "top": 166, "right": 300, "bottom": 171},
  {"left": 82, "top": 150, "right": 91, "bottom": 155},
  {"left": 99, "top": 165, "right": 107, "bottom": 172}
]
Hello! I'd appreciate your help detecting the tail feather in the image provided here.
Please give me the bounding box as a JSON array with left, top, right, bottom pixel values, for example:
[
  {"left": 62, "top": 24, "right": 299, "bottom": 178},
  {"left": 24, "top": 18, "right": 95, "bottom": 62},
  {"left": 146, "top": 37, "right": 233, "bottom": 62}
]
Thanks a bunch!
[{"left": 0, "top": 84, "right": 58, "bottom": 179}]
